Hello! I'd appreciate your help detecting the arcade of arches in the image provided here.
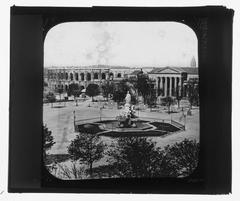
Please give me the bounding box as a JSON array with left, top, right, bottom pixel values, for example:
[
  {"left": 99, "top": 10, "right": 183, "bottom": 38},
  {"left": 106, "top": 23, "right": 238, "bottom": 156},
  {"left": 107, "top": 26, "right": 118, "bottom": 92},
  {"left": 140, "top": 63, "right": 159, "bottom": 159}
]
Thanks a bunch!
[{"left": 44, "top": 67, "right": 198, "bottom": 98}]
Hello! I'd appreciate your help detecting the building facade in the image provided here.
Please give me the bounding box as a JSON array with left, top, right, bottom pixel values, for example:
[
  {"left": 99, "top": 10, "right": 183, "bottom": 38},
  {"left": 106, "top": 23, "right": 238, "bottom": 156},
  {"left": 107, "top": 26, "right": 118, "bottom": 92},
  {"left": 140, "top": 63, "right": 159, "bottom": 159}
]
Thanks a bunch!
[
  {"left": 44, "top": 65, "right": 137, "bottom": 91},
  {"left": 148, "top": 67, "right": 198, "bottom": 97},
  {"left": 44, "top": 65, "right": 198, "bottom": 98}
]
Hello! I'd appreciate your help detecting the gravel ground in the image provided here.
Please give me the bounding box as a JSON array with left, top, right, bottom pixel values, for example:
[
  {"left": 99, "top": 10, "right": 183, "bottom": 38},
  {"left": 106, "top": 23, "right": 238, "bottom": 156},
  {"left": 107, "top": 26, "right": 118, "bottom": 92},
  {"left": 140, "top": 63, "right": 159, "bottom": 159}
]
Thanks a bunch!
[{"left": 43, "top": 99, "right": 199, "bottom": 155}]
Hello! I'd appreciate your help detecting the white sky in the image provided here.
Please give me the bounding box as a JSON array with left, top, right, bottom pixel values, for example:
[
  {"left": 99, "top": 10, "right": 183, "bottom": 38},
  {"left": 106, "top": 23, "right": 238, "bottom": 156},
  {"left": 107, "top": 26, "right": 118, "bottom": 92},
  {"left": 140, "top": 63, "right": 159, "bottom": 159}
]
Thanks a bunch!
[{"left": 44, "top": 22, "right": 198, "bottom": 68}]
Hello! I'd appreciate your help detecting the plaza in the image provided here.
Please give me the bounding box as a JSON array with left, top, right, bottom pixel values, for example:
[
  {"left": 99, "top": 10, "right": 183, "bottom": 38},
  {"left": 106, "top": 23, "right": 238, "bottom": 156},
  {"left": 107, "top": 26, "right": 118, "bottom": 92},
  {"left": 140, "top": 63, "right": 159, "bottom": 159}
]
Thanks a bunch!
[
  {"left": 42, "top": 22, "right": 200, "bottom": 179},
  {"left": 43, "top": 97, "right": 199, "bottom": 156}
]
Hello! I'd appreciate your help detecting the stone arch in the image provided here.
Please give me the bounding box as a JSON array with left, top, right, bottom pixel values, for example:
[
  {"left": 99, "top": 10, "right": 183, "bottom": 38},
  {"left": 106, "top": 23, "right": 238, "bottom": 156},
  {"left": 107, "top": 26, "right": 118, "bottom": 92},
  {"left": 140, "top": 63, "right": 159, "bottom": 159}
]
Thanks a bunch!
[
  {"left": 94, "top": 72, "right": 99, "bottom": 79},
  {"left": 70, "top": 73, "right": 73, "bottom": 81},
  {"left": 117, "top": 73, "right": 122, "bottom": 78},
  {"left": 87, "top": 72, "right": 91, "bottom": 81},
  {"left": 75, "top": 72, "right": 79, "bottom": 81},
  {"left": 65, "top": 84, "right": 69, "bottom": 91},
  {"left": 65, "top": 73, "right": 68, "bottom": 80},
  {"left": 101, "top": 73, "right": 106, "bottom": 80},
  {"left": 109, "top": 72, "right": 114, "bottom": 80},
  {"left": 80, "top": 73, "right": 84, "bottom": 81}
]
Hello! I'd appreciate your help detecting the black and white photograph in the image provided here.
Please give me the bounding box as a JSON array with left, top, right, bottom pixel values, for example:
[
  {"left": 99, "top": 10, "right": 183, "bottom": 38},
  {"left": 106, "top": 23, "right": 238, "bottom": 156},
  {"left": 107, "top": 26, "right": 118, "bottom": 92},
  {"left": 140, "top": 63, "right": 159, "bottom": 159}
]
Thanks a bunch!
[{"left": 43, "top": 22, "right": 200, "bottom": 180}]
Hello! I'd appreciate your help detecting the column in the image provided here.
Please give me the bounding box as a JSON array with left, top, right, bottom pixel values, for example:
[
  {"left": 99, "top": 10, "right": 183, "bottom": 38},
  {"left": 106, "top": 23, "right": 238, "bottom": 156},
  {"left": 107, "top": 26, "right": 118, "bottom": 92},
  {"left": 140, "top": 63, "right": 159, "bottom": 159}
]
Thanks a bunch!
[
  {"left": 78, "top": 72, "right": 81, "bottom": 82},
  {"left": 99, "top": 70, "right": 102, "bottom": 81},
  {"left": 84, "top": 72, "right": 87, "bottom": 81},
  {"left": 174, "top": 77, "right": 177, "bottom": 96},
  {"left": 160, "top": 77, "right": 163, "bottom": 89},
  {"left": 169, "top": 77, "right": 172, "bottom": 96},
  {"left": 178, "top": 77, "right": 181, "bottom": 96},
  {"left": 164, "top": 77, "right": 167, "bottom": 97},
  {"left": 91, "top": 71, "right": 94, "bottom": 81},
  {"left": 156, "top": 77, "right": 159, "bottom": 95}
]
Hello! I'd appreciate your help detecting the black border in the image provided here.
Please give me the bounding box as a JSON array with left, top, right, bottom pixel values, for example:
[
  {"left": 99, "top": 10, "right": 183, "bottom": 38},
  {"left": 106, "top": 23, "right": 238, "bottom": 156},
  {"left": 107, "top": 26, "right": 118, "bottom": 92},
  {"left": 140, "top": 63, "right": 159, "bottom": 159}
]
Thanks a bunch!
[{"left": 9, "top": 6, "right": 233, "bottom": 194}]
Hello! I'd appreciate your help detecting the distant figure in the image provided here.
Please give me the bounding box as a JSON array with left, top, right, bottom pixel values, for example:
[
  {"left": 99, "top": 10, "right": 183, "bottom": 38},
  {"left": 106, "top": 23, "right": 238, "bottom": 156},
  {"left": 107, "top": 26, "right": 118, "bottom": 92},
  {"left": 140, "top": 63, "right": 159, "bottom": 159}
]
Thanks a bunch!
[
  {"left": 187, "top": 108, "right": 192, "bottom": 116},
  {"left": 179, "top": 107, "right": 186, "bottom": 122},
  {"left": 125, "top": 91, "right": 131, "bottom": 104}
]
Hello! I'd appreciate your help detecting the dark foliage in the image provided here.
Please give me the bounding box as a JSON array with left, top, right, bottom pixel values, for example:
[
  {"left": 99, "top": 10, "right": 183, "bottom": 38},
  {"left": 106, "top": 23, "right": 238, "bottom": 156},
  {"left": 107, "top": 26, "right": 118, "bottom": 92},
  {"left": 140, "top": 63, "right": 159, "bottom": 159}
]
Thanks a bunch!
[
  {"left": 163, "top": 139, "right": 200, "bottom": 177},
  {"left": 146, "top": 86, "right": 157, "bottom": 108},
  {"left": 112, "top": 79, "right": 137, "bottom": 105},
  {"left": 46, "top": 92, "right": 56, "bottom": 107},
  {"left": 107, "top": 138, "right": 199, "bottom": 178},
  {"left": 45, "top": 154, "right": 70, "bottom": 165},
  {"left": 101, "top": 82, "right": 114, "bottom": 100},
  {"left": 186, "top": 78, "right": 199, "bottom": 107},
  {"left": 67, "top": 83, "right": 83, "bottom": 97},
  {"left": 136, "top": 73, "right": 155, "bottom": 104},
  {"left": 68, "top": 132, "right": 105, "bottom": 177},
  {"left": 107, "top": 137, "right": 166, "bottom": 177},
  {"left": 43, "top": 125, "right": 55, "bottom": 160},
  {"left": 86, "top": 83, "right": 100, "bottom": 101}
]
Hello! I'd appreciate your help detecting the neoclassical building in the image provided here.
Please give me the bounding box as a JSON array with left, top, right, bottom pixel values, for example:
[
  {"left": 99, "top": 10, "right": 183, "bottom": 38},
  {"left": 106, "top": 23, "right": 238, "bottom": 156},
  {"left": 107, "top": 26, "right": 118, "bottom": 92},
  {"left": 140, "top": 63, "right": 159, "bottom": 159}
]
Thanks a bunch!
[
  {"left": 148, "top": 67, "right": 198, "bottom": 97},
  {"left": 44, "top": 65, "right": 198, "bottom": 98}
]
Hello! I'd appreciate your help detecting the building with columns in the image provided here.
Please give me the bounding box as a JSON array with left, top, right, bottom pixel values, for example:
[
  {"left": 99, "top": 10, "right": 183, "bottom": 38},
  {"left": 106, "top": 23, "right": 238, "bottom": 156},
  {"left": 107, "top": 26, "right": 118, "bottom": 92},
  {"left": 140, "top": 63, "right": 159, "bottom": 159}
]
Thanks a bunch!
[
  {"left": 148, "top": 67, "right": 198, "bottom": 97},
  {"left": 44, "top": 65, "right": 198, "bottom": 98}
]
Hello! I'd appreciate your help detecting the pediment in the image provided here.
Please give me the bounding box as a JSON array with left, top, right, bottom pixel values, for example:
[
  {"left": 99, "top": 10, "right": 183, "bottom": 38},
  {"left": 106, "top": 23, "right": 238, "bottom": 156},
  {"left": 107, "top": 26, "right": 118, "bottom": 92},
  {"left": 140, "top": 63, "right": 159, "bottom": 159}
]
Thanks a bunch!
[{"left": 156, "top": 67, "right": 181, "bottom": 74}]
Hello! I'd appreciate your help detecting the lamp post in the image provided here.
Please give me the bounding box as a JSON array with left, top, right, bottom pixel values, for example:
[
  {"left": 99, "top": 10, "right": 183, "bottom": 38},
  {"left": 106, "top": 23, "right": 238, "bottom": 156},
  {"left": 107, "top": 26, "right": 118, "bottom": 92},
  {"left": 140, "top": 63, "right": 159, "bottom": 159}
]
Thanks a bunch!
[
  {"left": 99, "top": 107, "right": 102, "bottom": 121},
  {"left": 73, "top": 110, "right": 76, "bottom": 129}
]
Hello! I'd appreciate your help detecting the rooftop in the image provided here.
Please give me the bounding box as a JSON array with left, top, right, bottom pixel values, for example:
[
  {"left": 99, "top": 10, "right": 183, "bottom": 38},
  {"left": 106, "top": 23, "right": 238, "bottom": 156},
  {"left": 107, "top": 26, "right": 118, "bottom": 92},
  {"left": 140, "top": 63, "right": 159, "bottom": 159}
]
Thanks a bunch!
[{"left": 148, "top": 67, "right": 198, "bottom": 75}]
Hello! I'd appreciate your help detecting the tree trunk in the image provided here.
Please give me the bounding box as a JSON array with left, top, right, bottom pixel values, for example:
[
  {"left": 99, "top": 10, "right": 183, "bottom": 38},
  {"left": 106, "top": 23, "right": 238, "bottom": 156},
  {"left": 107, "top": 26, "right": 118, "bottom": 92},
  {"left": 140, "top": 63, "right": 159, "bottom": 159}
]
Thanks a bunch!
[{"left": 89, "top": 163, "right": 93, "bottom": 178}]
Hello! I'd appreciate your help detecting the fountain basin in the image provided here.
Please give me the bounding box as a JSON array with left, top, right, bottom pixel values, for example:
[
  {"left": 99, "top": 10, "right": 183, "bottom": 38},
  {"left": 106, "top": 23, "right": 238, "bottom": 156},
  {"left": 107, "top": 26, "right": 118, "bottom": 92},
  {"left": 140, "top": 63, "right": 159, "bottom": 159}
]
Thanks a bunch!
[{"left": 75, "top": 119, "right": 183, "bottom": 137}]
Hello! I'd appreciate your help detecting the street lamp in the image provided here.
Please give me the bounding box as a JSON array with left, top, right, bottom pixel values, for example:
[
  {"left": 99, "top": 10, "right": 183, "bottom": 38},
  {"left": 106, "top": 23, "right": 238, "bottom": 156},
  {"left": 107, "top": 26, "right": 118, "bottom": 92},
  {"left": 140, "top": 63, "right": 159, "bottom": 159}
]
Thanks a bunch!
[
  {"left": 73, "top": 110, "right": 76, "bottom": 129},
  {"left": 99, "top": 107, "right": 102, "bottom": 121}
]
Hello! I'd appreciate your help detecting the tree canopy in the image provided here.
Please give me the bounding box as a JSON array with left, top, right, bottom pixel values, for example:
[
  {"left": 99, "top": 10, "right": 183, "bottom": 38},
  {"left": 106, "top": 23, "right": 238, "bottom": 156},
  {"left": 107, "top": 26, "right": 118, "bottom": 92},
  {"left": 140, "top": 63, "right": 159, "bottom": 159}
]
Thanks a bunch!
[
  {"left": 107, "top": 137, "right": 165, "bottom": 177},
  {"left": 68, "top": 133, "right": 105, "bottom": 177},
  {"left": 106, "top": 137, "right": 199, "bottom": 178},
  {"left": 46, "top": 92, "right": 56, "bottom": 107},
  {"left": 112, "top": 79, "right": 137, "bottom": 104},
  {"left": 101, "top": 82, "right": 114, "bottom": 100},
  {"left": 163, "top": 139, "right": 199, "bottom": 177},
  {"left": 186, "top": 79, "right": 199, "bottom": 107},
  {"left": 86, "top": 83, "right": 100, "bottom": 101},
  {"left": 43, "top": 125, "right": 55, "bottom": 160}
]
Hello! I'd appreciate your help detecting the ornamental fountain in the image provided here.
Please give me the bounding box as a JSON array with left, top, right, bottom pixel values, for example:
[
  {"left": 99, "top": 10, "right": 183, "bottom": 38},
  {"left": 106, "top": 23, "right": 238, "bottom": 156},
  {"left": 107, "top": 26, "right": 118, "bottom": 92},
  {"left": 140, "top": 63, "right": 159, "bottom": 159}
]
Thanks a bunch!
[
  {"left": 116, "top": 91, "right": 137, "bottom": 128},
  {"left": 74, "top": 91, "right": 185, "bottom": 137}
]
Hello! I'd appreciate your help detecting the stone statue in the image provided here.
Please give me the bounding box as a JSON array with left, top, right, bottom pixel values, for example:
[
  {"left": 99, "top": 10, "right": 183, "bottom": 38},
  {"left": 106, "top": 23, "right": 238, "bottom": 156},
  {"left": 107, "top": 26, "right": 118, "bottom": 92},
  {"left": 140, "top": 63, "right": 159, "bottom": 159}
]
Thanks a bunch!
[
  {"left": 116, "top": 91, "right": 137, "bottom": 128},
  {"left": 125, "top": 91, "right": 131, "bottom": 104}
]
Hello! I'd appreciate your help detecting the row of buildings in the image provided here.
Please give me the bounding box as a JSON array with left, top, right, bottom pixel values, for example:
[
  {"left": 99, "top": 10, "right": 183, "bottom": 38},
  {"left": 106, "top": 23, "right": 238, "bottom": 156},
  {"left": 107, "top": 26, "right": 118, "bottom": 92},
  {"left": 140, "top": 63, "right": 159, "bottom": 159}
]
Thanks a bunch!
[{"left": 44, "top": 65, "right": 198, "bottom": 98}]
